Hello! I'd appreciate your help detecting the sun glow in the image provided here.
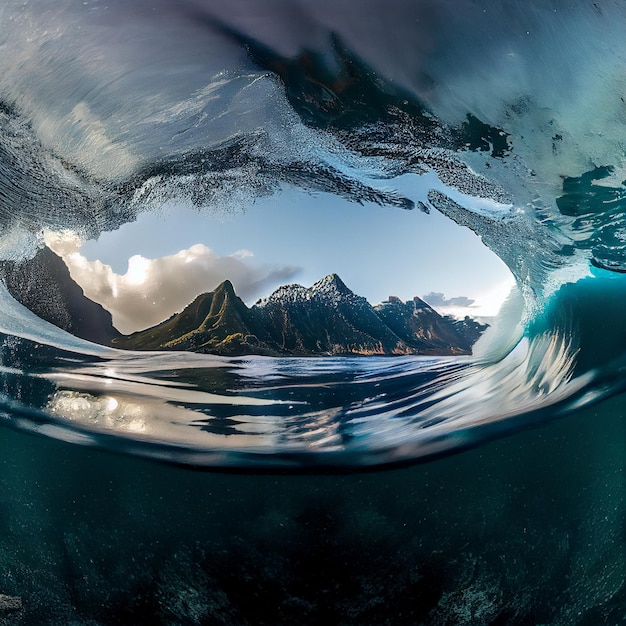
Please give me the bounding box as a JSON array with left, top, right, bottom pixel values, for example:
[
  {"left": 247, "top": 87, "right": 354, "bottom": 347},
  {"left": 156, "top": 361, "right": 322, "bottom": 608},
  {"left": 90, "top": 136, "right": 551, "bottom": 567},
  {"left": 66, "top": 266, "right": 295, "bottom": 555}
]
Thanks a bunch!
[{"left": 125, "top": 255, "right": 151, "bottom": 285}]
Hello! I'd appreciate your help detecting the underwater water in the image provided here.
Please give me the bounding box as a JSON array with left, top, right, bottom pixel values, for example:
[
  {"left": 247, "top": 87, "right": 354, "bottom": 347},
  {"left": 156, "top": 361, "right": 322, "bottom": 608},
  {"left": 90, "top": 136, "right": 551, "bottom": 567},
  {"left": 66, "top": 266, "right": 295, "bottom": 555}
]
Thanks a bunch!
[
  {"left": 3, "top": 397, "right": 626, "bottom": 624},
  {"left": 1, "top": 0, "right": 626, "bottom": 622}
]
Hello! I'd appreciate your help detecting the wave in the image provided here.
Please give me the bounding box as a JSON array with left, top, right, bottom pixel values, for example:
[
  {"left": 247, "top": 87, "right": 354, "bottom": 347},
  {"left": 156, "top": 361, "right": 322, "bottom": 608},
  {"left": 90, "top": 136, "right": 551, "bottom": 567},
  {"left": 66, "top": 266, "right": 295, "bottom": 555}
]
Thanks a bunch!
[{"left": 1, "top": 0, "right": 626, "bottom": 469}]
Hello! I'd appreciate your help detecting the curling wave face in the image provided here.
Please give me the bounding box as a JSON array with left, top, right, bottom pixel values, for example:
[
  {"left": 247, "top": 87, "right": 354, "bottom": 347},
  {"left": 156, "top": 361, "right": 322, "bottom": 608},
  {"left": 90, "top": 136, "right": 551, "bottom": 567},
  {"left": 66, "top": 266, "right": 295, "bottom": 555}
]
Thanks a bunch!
[{"left": 1, "top": 0, "right": 626, "bottom": 468}]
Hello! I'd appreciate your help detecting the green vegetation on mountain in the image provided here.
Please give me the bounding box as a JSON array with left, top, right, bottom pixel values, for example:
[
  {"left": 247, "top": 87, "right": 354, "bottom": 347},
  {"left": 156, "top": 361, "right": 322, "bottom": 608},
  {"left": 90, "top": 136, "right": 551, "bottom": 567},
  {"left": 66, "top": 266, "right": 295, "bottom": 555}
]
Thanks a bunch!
[
  {"left": 2, "top": 249, "right": 487, "bottom": 357},
  {"left": 113, "top": 280, "right": 277, "bottom": 355},
  {"left": 115, "top": 274, "right": 487, "bottom": 357}
]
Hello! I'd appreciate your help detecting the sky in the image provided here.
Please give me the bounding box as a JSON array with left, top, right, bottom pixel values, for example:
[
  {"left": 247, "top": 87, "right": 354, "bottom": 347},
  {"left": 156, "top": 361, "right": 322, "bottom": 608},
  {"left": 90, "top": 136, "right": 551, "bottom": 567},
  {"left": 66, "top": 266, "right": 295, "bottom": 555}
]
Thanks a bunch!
[{"left": 47, "top": 172, "right": 515, "bottom": 334}]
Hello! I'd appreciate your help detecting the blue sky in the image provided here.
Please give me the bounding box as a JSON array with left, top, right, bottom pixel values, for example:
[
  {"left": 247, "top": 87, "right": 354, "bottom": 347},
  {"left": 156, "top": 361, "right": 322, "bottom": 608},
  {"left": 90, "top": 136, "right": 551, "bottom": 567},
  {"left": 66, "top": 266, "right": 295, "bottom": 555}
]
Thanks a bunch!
[{"left": 64, "top": 172, "right": 515, "bottom": 332}]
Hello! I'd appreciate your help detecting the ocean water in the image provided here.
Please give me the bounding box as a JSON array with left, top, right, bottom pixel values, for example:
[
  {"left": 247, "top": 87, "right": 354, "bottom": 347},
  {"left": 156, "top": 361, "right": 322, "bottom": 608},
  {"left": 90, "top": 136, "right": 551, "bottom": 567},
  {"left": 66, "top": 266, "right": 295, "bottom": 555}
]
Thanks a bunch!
[{"left": 1, "top": 0, "right": 626, "bottom": 622}]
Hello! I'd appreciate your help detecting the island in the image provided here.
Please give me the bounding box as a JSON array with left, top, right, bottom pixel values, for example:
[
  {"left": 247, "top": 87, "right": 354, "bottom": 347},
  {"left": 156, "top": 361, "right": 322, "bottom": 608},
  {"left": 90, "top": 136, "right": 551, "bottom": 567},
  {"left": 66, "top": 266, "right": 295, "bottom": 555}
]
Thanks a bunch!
[{"left": 1, "top": 248, "right": 488, "bottom": 357}]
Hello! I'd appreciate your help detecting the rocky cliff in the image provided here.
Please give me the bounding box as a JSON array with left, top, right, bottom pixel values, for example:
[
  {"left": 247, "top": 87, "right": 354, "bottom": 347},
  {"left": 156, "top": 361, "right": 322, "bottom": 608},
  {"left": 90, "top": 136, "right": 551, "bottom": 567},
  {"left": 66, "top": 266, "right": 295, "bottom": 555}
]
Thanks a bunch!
[
  {"left": 1, "top": 247, "right": 120, "bottom": 345},
  {"left": 117, "top": 274, "right": 487, "bottom": 357}
]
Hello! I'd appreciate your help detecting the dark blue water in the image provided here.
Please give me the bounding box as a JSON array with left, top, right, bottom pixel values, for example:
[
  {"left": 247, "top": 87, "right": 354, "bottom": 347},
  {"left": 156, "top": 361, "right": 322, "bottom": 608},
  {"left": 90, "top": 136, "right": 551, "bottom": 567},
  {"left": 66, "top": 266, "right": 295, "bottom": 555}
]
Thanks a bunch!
[{"left": 1, "top": 396, "right": 625, "bottom": 624}]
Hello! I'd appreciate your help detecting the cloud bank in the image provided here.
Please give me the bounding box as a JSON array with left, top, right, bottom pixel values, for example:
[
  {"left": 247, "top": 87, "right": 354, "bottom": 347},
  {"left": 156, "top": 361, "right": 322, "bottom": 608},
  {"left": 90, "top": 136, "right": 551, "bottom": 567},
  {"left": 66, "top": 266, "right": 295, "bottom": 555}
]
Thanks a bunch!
[
  {"left": 45, "top": 231, "right": 300, "bottom": 334},
  {"left": 422, "top": 292, "right": 476, "bottom": 308}
]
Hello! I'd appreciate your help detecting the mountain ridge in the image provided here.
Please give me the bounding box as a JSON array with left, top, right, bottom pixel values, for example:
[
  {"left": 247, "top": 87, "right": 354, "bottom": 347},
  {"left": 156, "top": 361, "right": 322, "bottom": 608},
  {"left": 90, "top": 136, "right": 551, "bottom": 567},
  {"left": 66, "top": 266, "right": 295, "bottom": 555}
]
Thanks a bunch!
[
  {"left": 115, "top": 274, "right": 488, "bottom": 357},
  {"left": 114, "top": 280, "right": 278, "bottom": 355},
  {"left": 1, "top": 249, "right": 488, "bottom": 357}
]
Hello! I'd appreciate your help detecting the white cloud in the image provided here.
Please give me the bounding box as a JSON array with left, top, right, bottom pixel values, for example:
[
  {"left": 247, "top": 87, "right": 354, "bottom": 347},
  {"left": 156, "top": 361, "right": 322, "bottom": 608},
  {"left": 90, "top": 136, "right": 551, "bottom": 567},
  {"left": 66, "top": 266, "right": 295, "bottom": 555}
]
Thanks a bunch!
[
  {"left": 422, "top": 292, "right": 476, "bottom": 308},
  {"left": 433, "top": 277, "right": 517, "bottom": 319},
  {"left": 44, "top": 231, "right": 300, "bottom": 334}
]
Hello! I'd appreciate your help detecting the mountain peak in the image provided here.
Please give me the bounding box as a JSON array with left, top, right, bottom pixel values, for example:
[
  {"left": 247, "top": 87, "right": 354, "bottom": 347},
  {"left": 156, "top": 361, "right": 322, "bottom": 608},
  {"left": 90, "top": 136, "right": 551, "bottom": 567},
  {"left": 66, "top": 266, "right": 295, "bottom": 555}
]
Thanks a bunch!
[
  {"left": 112, "top": 271, "right": 486, "bottom": 356},
  {"left": 255, "top": 273, "right": 360, "bottom": 309},
  {"left": 311, "top": 273, "right": 352, "bottom": 297},
  {"left": 215, "top": 279, "right": 235, "bottom": 293},
  {"left": 316, "top": 273, "right": 345, "bottom": 287}
]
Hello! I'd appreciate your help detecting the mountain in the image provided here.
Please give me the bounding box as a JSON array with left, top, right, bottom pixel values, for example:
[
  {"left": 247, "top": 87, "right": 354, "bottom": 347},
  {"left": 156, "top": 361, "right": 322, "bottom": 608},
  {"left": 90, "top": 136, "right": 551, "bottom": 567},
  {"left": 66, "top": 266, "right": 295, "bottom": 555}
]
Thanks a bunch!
[
  {"left": 117, "top": 274, "right": 487, "bottom": 357},
  {"left": 113, "top": 280, "right": 278, "bottom": 355},
  {"left": 253, "top": 274, "right": 416, "bottom": 355},
  {"left": 449, "top": 315, "right": 490, "bottom": 348},
  {"left": 373, "top": 296, "right": 486, "bottom": 355},
  {"left": 0, "top": 251, "right": 487, "bottom": 356},
  {"left": 0, "top": 247, "right": 120, "bottom": 345}
]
